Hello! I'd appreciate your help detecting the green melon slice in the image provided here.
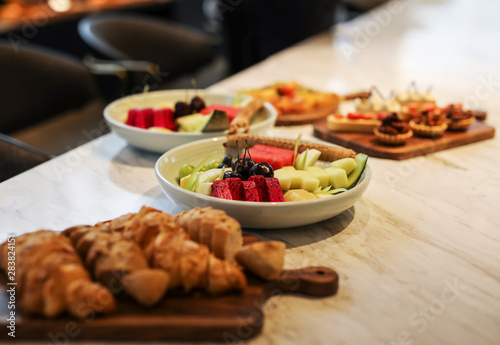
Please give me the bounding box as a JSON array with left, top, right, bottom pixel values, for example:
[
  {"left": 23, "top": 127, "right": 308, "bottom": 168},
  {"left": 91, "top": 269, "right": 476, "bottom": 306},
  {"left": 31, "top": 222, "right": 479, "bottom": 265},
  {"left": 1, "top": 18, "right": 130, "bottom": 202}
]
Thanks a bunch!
[{"left": 201, "top": 110, "right": 229, "bottom": 132}]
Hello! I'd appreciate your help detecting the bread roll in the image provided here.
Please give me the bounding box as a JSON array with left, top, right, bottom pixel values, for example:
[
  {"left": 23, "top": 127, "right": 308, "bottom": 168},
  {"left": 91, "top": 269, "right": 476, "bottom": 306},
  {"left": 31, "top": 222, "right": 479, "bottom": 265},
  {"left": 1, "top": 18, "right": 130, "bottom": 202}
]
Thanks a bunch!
[{"left": 235, "top": 241, "right": 286, "bottom": 281}]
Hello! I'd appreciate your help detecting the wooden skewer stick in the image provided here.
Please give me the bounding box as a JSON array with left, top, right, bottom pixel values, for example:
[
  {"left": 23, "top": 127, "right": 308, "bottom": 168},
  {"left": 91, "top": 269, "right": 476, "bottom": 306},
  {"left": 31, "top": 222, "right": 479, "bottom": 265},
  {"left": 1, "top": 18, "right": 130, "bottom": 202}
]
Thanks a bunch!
[
  {"left": 372, "top": 85, "right": 386, "bottom": 100},
  {"left": 339, "top": 91, "right": 372, "bottom": 101}
]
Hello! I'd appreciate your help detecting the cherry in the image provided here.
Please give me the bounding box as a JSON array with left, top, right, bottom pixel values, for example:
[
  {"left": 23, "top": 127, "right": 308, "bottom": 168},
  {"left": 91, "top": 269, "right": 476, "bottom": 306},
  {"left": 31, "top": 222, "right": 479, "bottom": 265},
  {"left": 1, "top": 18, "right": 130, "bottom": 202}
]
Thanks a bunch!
[
  {"left": 223, "top": 170, "right": 243, "bottom": 180},
  {"left": 174, "top": 101, "right": 191, "bottom": 118},
  {"left": 190, "top": 96, "right": 206, "bottom": 113},
  {"left": 249, "top": 162, "right": 274, "bottom": 178}
]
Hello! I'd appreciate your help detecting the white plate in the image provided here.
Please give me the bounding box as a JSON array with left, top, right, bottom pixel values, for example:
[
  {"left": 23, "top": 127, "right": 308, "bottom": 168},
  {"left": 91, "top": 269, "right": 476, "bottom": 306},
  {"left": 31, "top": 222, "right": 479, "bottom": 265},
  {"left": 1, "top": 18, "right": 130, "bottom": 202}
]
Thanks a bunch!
[
  {"left": 104, "top": 90, "right": 277, "bottom": 153},
  {"left": 155, "top": 137, "right": 371, "bottom": 229}
]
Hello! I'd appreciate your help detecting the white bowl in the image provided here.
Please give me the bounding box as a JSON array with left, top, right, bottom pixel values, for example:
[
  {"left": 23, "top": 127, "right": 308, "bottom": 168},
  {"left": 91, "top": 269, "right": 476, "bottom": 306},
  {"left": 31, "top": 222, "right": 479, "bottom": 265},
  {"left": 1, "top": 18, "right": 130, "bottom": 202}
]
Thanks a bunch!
[
  {"left": 104, "top": 90, "right": 277, "bottom": 153},
  {"left": 155, "top": 137, "right": 371, "bottom": 229}
]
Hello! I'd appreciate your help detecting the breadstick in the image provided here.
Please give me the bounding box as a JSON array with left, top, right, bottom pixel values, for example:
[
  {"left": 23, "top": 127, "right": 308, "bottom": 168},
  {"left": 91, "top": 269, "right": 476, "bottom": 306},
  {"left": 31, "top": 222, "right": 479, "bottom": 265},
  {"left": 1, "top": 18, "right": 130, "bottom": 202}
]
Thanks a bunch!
[
  {"left": 228, "top": 98, "right": 264, "bottom": 134},
  {"left": 224, "top": 134, "right": 356, "bottom": 161}
]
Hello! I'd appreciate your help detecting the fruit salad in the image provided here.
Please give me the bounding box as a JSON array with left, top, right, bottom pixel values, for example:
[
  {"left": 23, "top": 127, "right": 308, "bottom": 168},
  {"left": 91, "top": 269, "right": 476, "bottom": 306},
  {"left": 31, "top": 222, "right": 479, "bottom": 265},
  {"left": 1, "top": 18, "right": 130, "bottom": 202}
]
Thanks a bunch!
[
  {"left": 177, "top": 143, "right": 368, "bottom": 203},
  {"left": 123, "top": 95, "right": 242, "bottom": 133}
]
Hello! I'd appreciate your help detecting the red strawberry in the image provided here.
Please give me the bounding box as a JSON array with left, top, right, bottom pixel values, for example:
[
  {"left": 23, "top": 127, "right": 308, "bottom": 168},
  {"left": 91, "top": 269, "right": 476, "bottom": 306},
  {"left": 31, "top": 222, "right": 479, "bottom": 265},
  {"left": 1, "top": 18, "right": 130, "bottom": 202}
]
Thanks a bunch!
[
  {"left": 361, "top": 113, "right": 376, "bottom": 120},
  {"left": 277, "top": 86, "right": 295, "bottom": 97},
  {"left": 347, "top": 113, "right": 362, "bottom": 120}
]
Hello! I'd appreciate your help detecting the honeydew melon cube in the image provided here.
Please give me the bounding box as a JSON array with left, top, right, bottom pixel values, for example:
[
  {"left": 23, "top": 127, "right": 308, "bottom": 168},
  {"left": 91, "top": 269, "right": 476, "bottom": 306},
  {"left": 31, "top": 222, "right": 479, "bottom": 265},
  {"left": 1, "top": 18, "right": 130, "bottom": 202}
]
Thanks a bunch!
[
  {"left": 299, "top": 172, "right": 320, "bottom": 192},
  {"left": 284, "top": 170, "right": 319, "bottom": 191},
  {"left": 274, "top": 169, "right": 292, "bottom": 191},
  {"left": 305, "top": 166, "right": 330, "bottom": 188},
  {"left": 324, "top": 167, "right": 349, "bottom": 189},
  {"left": 289, "top": 170, "right": 308, "bottom": 189},
  {"left": 330, "top": 158, "right": 357, "bottom": 175},
  {"left": 280, "top": 166, "right": 296, "bottom": 171},
  {"left": 284, "top": 189, "right": 319, "bottom": 202},
  {"left": 199, "top": 168, "right": 224, "bottom": 183},
  {"left": 294, "top": 149, "right": 322, "bottom": 170},
  {"left": 196, "top": 182, "right": 213, "bottom": 195}
]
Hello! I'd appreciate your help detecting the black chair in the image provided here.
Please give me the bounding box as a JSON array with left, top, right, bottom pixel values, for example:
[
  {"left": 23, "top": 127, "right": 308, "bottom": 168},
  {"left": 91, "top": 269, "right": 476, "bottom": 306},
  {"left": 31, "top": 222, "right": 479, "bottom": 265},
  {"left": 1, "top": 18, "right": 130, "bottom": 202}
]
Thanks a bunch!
[
  {"left": 0, "top": 133, "right": 52, "bottom": 183},
  {"left": 78, "top": 13, "right": 223, "bottom": 94},
  {"left": 0, "top": 40, "right": 107, "bottom": 157},
  {"left": 0, "top": 40, "right": 100, "bottom": 134}
]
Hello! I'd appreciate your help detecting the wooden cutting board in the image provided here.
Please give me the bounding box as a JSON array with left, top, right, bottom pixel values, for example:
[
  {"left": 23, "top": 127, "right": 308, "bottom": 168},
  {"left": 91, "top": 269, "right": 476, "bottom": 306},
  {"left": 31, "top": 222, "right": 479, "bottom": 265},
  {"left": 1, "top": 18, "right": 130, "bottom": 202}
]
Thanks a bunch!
[
  {"left": 275, "top": 104, "right": 339, "bottom": 126},
  {"left": 0, "top": 236, "right": 338, "bottom": 342},
  {"left": 313, "top": 118, "right": 495, "bottom": 160},
  {"left": 274, "top": 92, "right": 370, "bottom": 126}
]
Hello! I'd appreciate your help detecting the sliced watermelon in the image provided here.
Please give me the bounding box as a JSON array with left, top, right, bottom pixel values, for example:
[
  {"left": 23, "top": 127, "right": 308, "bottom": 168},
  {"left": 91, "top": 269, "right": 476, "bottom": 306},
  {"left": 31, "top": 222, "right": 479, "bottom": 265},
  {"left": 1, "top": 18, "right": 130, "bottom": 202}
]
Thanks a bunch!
[
  {"left": 247, "top": 145, "right": 296, "bottom": 170},
  {"left": 200, "top": 104, "right": 241, "bottom": 123}
]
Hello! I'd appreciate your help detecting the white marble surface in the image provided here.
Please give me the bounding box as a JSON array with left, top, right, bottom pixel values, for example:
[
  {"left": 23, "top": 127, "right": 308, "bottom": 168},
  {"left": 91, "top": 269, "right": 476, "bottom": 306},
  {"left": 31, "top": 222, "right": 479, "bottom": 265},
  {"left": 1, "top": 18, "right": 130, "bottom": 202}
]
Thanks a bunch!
[{"left": 1, "top": 0, "right": 500, "bottom": 344}]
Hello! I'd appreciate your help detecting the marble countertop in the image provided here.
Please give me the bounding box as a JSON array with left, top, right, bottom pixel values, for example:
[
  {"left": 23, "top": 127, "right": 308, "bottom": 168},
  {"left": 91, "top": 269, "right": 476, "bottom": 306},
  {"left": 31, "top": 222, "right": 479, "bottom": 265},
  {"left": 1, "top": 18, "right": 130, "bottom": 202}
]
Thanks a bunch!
[{"left": 1, "top": 0, "right": 499, "bottom": 344}]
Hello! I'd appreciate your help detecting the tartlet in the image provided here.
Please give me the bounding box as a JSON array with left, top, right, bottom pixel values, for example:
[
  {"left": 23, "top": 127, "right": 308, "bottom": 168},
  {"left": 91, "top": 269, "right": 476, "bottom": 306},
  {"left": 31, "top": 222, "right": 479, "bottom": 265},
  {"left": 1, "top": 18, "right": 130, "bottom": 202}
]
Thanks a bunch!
[
  {"left": 399, "top": 102, "right": 436, "bottom": 122},
  {"left": 444, "top": 104, "right": 475, "bottom": 131},
  {"left": 409, "top": 108, "right": 447, "bottom": 138},
  {"left": 374, "top": 113, "right": 413, "bottom": 145}
]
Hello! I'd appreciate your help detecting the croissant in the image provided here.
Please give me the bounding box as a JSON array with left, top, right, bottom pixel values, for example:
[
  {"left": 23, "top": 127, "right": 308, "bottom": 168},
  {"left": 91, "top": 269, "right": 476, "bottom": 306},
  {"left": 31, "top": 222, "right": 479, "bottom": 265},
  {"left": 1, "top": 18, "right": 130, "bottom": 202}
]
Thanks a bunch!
[
  {"left": 63, "top": 206, "right": 246, "bottom": 297},
  {"left": 0, "top": 230, "right": 115, "bottom": 319},
  {"left": 62, "top": 225, "right": 170, "bottom": 307}
]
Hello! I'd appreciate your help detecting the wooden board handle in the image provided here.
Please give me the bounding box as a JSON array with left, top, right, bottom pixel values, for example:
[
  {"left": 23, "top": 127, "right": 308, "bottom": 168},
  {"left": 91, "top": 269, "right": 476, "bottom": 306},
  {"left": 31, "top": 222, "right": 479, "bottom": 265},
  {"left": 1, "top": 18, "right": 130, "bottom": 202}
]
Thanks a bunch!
[{"left": 269, "top": 267, "right": 339, "bottom": 297}]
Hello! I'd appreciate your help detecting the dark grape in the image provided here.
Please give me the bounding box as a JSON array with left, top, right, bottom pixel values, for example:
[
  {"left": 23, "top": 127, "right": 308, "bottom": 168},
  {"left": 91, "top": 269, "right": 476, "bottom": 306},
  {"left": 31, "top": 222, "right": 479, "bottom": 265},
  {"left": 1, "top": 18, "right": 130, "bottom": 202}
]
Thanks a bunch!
[
  {"left": 249, "top": 162, "right": 274, "bottom": 178},
  {"left": 222, "top": 154, "right": 233, "bottom": 166},
  {"left": 190, "top": 96, "right": 206, "bottom": 113}
]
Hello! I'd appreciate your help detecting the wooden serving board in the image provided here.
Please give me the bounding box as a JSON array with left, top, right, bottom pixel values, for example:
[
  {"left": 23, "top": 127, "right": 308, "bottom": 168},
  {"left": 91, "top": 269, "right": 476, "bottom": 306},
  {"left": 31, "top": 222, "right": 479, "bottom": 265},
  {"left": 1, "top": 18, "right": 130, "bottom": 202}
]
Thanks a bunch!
[
  {"left": 275, "top": 104, "right": 339, "bottom": 126},
  {"left": 313, "top": 118, "right": 495, "bottom": 160},
  {"left": 0, "top": 236, "right": 338, "bottom": 342}
]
